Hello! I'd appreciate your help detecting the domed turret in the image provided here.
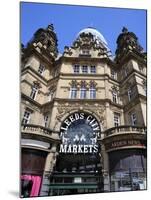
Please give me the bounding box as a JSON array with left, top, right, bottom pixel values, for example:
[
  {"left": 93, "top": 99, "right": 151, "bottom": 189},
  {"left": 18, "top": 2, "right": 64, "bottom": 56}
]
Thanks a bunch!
[
  {"left": 76, "top": 27, "right": 108, "bottom": 48},
  {"left": 63, "top": 27, "right": 111, "bottom": 58}
]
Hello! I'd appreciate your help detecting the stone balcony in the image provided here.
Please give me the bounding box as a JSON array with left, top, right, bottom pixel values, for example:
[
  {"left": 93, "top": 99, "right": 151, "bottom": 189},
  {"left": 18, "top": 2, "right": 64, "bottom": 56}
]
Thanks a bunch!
[
  {"left": 21, "top": 124, "right": 60, "bottom": 142},
  {"left": 103, "top": 125, "right": 146, "bottom": 137},
  {"left": 100, "top": 125, "right": 147, "bottom": 152}
]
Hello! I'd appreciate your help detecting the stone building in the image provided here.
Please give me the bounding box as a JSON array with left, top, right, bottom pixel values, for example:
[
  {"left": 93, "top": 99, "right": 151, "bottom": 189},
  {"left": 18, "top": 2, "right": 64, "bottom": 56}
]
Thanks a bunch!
[{"left": 21, "top": 24, "right": 147, "bottom": 197}]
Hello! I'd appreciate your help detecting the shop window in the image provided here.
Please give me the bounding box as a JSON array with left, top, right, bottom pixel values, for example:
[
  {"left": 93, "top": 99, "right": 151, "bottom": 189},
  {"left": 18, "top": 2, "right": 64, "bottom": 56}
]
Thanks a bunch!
[
  {"left": 73, "top": 64, "right": 80, "bottom": 74},
  {"left": 90, "top": 66, "right": 96, "bottom": 74},
  {"left": 30, "top": 84, "right": 38, "bottom": 100},
  {"left": 22, "top": 109, "right": 31, "bottom": 124},
  {"left": 21, "top": 179, "right": 33, "bottom": 198},
  {"left": 114, "top": 112, "right": 120, "bottom": 127},
  {"left": 109, "top": 150, "right": 147, "bottom": 192},
  {"left": 38, "top": 64, "right": 45, "bottom": 75}
]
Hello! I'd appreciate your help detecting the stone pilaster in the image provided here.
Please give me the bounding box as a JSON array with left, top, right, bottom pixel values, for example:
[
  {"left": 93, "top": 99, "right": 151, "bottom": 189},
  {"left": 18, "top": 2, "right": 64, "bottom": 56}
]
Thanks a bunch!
[{"left": 40, "top": 143, "right": 58, "bottom": 196}]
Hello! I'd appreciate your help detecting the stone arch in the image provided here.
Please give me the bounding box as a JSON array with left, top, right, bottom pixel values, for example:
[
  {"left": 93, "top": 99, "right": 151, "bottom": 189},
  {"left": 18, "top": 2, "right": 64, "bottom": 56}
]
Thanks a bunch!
[{"left": 55, "top": 108, "right": 103, "bottom": 137}]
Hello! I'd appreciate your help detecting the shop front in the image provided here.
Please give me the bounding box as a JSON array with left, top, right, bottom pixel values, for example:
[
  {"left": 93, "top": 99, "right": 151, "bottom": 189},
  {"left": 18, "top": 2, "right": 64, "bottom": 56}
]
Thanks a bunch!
[
  {"left": 109, "top": 149, "right": 146, "bottom": 191},
  {"left": 21, "top": 148, "right": 47, "bottom": 197},
  {"left": 103, "top": 128, "right": 147, "bottom": 192}
]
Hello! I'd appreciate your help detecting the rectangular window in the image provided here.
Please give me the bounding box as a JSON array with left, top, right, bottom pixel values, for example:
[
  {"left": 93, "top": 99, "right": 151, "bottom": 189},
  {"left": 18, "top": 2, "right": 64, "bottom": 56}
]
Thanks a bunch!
[
  {"left": 128, "top": 88, "right": 132, "bottom": 101},
  {"left": 112, "top": 91, "right": 118, "bottom": 103},
  {"left": 114, "top": 112, "right": 120, "bottom": 127},
  {"left": 73, "top": 65, "right": 80, "bottom": 73},
  {"left": 90, "top": 66, "right": 96, "bottom": 74},
  {"left": 22, "top": 110, "right": 31, "bottom": 124},
  {"left": 38, "top": 64, "right": 45, "bottom": 75},
  {"left": 131, "top": 113, "right": 137, "bottom": 125},
  {"left": 30, "top": 85, "right": 38, "bottom": 100},
  {"left": 81, "top": 49, "right": 90, "bottom": 55},
  {"left": 48, "top": 91, "right": 53, "bottom": 101},
  {"left": 44, "top": 115, "right": 49, "bottom": 127},
  {"left": 111, "top": 69, "right": 117, "bottom": 79},
  {"left": 82, "top": 65, "right": 88, "bottom": 74},
  {"left": 80, "top": 87, "right": 87, "bottom": 99},
  {"left": 70, "top": 87, "right": 77, "bottom": 99}
]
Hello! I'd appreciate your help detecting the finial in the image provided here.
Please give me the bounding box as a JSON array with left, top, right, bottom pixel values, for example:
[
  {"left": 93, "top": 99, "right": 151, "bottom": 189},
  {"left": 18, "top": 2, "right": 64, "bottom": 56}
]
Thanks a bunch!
[
  {"left": 122, "top": 27, "right": 128, "bottom": 33},
  {"left": 47, "top": 23, "right": 54, "bottom": 31}
]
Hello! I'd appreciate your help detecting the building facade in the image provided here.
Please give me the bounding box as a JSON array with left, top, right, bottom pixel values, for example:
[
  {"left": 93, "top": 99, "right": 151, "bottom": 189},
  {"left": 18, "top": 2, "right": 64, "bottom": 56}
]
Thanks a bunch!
[{"left": 21, "top": 24, "right": 147, "bottom": 197}]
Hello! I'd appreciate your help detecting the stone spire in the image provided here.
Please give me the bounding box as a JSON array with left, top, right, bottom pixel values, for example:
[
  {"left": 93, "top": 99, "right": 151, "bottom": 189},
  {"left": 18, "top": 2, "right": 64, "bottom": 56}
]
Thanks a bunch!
[
  {"left": 27, "top": 23, "right": 58, "bottom": 58},
  {"left": 115, "top": 27, "right": 144, "bottom": 63}
]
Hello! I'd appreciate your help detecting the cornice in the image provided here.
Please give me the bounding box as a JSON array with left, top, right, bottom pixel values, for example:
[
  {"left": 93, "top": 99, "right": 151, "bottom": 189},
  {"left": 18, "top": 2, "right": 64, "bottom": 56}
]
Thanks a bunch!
[
  {"left": 21, "top": 93, "right": 42, "bottom": 108},
  {"left": 116, "top": 51, "right": 147, "bottom": 66},
  {"left": 21, "top": 65, "right": 48, "bottom": 84}
]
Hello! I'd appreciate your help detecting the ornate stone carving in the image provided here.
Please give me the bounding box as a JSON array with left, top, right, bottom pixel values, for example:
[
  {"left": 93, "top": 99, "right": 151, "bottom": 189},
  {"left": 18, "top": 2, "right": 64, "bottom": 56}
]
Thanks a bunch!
[
  {"left": 27, "top": 24, "right": 58, "bottom": 58},
  {"left": 54, "top": 102, "right": 106, "bottom": 130},
  {"left": 115, "top": 27, "right": 144, "bottom": 63},
  {"left": 63, "top": 46, "right": 73, "bottom": 55},
  {"left": 33, "top": 81, "right": 42, "bottom": 88}
]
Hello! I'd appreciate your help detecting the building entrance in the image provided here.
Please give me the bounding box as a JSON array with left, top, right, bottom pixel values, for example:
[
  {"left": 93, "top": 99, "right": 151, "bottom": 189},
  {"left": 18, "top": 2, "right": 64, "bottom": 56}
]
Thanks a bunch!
[
  {"left": 49, "top": 153, "right": 103, "bottom": 195},
  {"left": 48, "top": 112, "right": 103, "bottom": 195}
]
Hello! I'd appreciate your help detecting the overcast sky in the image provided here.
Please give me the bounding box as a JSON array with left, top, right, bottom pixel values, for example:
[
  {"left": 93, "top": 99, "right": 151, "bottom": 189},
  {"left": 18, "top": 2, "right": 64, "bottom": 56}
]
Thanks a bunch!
[{"left": 21, "top": 2, "right": 147, "bottom": 55}]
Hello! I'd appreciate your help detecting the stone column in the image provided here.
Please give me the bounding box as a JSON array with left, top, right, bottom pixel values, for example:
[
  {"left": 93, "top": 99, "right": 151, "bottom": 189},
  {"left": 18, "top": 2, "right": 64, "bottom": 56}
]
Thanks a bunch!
[{"left": 40, "top": 143, "right": 58, "bottom": 196}]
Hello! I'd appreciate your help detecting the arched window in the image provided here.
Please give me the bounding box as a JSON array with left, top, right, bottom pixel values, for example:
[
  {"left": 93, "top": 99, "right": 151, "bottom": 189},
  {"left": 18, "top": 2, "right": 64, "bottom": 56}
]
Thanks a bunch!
[
  {"left": 80, "top": 83, "right": 87, "bottom": 99},
  {"left": 70, "top": 84, "right": 77, "bottom": 99},
  {"left": 48, "top": 89, "right": 54, "bottom": 101},
  {"left": 112, "top": 90, "right": 118, "bottom": 103},
  {"left": 30, "top": 84, "right": 38, "bottom": 100},
  {"left": 89, "top": 83, "right": 96, "bottom": 99}
]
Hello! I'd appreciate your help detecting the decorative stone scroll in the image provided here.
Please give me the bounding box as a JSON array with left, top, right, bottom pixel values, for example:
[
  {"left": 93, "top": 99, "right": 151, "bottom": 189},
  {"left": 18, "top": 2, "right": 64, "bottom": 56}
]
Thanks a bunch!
[{"left": 54, "top": 102, "right": 105, "bottom": 130}]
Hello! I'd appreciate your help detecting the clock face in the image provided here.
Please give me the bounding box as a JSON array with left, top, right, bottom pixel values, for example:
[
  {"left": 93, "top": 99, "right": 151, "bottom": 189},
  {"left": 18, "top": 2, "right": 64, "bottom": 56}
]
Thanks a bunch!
[{"left": 60, "top": 112, "right": 100, "bottom": 146}]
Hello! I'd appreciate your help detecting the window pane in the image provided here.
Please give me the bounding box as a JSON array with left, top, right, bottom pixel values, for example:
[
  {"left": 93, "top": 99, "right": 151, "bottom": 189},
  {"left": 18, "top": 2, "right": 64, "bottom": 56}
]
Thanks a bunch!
[
  {"left": 73, "top": 65, "right": 80, "bottom": 73},
  {"left": 38, "top": 64, "right": 45, "bottom": 74},
  {"left": 112, "top": 91, "right": 118, "bottom": 103},
  {"left": 114, "top": 113, "right": 120, "bottom": 126},
  {"left": 80, "top": 87, "right": 86, "bottom": 99},
  {"left": 70, "top": 87, "right": 77, "bottom": 99},
  {"left": 30, "top": 85, "right": 38, "bottom": 100},
  {"left": 22, "top": 110, "right": 31, "bottom": 124},
  {"left": 82, "top": 66, "right": 88, "bottom": 73},
  {"left": 90, "top": 66, "right": 96, "bottom": 73},
  {"left": 90, "top": 87, "right": 96, "bottom": 99}
]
